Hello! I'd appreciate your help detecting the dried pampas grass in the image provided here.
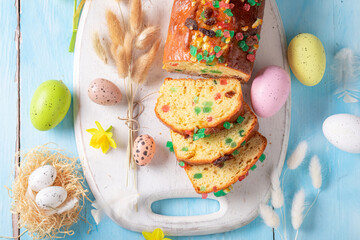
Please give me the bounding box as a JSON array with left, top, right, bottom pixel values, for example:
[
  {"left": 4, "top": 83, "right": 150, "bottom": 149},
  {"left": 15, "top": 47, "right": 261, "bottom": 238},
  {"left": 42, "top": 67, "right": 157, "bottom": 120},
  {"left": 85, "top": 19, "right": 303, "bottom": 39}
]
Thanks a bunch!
[
  {"left": 92, "top": 32, "right": 108, "bottom": 64},
  {"left": 259, "top": 203, "right": 280, "bottom": 228},
  {"left": 309, "top": 155, "right": 322, "bottom": 189},
  {"left": 111, "top": 44, "right": 128, "bottom": 79},
  {"left": 291, "top": 188, "right": 305, "bottom": 230},
  {"left": 130, "top": 0, "right": 143, "bottom": 35},
  {"left": 135, "top": 26, "right": 160, "bottom": 50},
  {"left": 271, "top": 170, "right": 284, "bottom": 209},
  {"left": 132, "top": 38, "right": 161, "bottom": 84},
  {"left": 11, "top": 145, "right": 88, "bottom": 239},
  {"left": 287, "top": 141, "right": 308, "bottom": 170},
  {"left": 106, "top": 10, "right": 124, "bottom": 46}
]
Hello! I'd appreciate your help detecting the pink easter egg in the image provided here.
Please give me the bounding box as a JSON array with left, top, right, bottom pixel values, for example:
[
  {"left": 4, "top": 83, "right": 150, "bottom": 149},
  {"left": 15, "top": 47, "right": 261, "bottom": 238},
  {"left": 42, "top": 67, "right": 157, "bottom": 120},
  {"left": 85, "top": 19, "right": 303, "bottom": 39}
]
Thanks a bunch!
[
  {"left": 134, "top": 135, "right": 156, "bottom": 166},
  {"left": 251, "top": 66, "right": 290, "bottom": 118}
]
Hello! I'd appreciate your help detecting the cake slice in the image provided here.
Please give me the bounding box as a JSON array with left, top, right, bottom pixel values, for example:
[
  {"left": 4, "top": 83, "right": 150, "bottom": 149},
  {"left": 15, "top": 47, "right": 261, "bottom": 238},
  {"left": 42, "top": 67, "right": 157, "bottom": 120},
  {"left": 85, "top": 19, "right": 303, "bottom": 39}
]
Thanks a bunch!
[
  {"left": 171, "top": 103, "right": 257, "bottom": 165},
  {"left": 163, "top": 0, "right": 265, "bottom": 82},
  {"left": 155, "top": 78, "right": 243, "bottom": 135},
  {"left": 184, "top": 132, "right": 267, "bottom": 194}
]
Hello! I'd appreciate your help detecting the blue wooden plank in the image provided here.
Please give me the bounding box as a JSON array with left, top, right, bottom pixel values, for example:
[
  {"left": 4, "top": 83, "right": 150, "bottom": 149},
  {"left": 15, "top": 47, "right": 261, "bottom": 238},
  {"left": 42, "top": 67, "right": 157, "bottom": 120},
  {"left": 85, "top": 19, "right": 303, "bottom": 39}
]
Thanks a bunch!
[
  {"left": 276, "top": 0, "right": 360, "bottom": 239},
  {"left": 0, "top": 0, "right": 18, "bottom": 237}
]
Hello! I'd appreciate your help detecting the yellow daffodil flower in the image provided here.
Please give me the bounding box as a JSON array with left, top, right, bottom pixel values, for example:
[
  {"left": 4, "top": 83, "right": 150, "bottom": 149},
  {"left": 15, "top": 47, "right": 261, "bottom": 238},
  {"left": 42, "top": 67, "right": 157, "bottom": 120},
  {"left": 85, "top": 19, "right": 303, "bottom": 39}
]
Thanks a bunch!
[
  {"left": 86, "top": 121, "right": 117, "bottom": 154},
  {"left": 142, "top": 228, "right": 172, "bottom": 240}
]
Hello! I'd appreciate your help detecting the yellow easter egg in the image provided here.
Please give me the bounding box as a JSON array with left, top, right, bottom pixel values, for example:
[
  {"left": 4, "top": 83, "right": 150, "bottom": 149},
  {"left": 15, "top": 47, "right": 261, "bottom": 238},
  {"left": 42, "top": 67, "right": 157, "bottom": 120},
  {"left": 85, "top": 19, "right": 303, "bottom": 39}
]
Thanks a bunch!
[{"left": 287, "top": 33, "right": 326, "bottom": 86}]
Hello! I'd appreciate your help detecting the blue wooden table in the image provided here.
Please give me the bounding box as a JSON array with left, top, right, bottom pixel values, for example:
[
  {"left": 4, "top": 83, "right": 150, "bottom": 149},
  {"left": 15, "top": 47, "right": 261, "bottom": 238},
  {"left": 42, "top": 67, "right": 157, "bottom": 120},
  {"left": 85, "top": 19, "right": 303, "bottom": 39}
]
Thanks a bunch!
[{"left": 1, "top": 0, "right": 359, "bottom": 239}]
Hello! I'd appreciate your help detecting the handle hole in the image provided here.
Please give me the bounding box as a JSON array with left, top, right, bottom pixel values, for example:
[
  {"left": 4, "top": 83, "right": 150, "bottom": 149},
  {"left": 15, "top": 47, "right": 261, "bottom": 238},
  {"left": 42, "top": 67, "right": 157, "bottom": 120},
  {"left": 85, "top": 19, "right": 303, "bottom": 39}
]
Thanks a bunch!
[{"left": 151, "top": 198, "right": 220, "bottom": 216}]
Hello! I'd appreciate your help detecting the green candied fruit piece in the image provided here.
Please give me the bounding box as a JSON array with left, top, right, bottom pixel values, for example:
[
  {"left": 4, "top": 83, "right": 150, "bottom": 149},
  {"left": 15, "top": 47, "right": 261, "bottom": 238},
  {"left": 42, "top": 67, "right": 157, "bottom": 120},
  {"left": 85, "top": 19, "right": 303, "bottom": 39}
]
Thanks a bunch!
[
  {"left": 237, "top": 116, "right": 244, "bottom": 124},
  {"left": 218, "top": 56, "right": 225, "bottom": 63},
  {"left": 166, "top": 141, "right": 174, "bottom": 152},
  {"left": 256, "top": 33, "right": 261, "bottom": 40},
  {"left": 251, "top": 165, "right": 257, "bottom": 171},
  {"left": 181, "top": 147, "right": 189, "bottom": 152},
  {"left": 194, "top": 173, "right": 203, "bottom": 179},
  {"left": 202, "top": 101, "right": 213, "bottom": 107},
  {"left": 214, "top": 46, "right": 221, "bottom": 53},
  {"left": 230, "top": 142, "right": 237, "bottom": 148},
  {"left": 238, "top": 40, "right": 246, "bottom": 48},
  {"left": 203, "top": 106, "right": 212, "bottom": 113},
  {"left": 179, "top": 161, "right": 185, "bottom": 167},
  {"left": 232, "top": 149, "right": 239, "bottom": 156},
  {"left": 170, "top": 87, "right": 177, "bottom": 93},
  {"left": 201, "top": 69, "right": 208, "bottom": 73},
  {"left": 223, "top": 122, "right": 233, "bottom": 129},
  {"left": 221, "top": 37, "right": 227, "bottom": 43},
  {"left": 190, "top": 45, "right": 197, "bottom": 57},
  {"left": 259, "top": 154, "right": 266, "bottom": 162},
  {"left": 174, "top": 69, "right": 183, "bottom": 72},
  {"left": 200, "top": 186, "right": 206, "bottom": 191},
  {"left": 197, "top": 53, "right": 203, "bottom": 61},
  {"left": 200, "top": 11, "right": 205, "bottom": 20},
  {"left": 213, "top": 0, "right": 220, "bottom": 8},
  {"left": 216, "top": 30, "right": 223, "bottom": 37},
  {"left": 248, "top": 0, "right": 256, "bottom": 6},
  {"left": 224, "top": 9, "right": 233, "bottom": 17},
  {"left": 203, "top": 50, "right": 209, "bottom": 57},
  {"left": 214, "top": 190, "right": 227, "bottom": 197},
  {"left": 194, "top": 106, "right": 201, "bottom": 115},
  {"left": 193, "top": 96, "right": 199, "bottom": 103},
  {"left": 239, "top": 130, "right": 245, "bottom": 137},
  {"left": 229, "top": 30, "right": 235, "bottom": 38},
  {"left": 242, "top": 44, "right": 249, "bottom": 52},
  {"left": 210, "top": 70, "right": 222, "bottom": 74},
  {"left": 241, "top": 140, "right": 246, "bottom": 146},
  {"left": 225, "top": 138, "right": 233, "bottom": 144}
]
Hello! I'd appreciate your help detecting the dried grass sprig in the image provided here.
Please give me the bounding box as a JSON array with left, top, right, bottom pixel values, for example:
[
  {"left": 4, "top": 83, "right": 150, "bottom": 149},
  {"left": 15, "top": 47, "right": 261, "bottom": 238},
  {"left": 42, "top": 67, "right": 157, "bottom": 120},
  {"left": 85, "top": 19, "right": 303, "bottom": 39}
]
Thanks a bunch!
[
  {"left": 135, "top": 26, "right": 160, "bottom": 50},
  {"left": 271, "top": 170, "right": 284, "bottom": 209},
  {"left": 106, "top": 10, "right": 124, "bottom": 46},
  {"left": 131, "top": 38, "right": 161, "bottom": 84},
  {"left": 309, "top": 155, "right": 322, "bottom": 189},
  {"left": 92, "top": 32, "right": 108, "bottom": 64},
  {"left": 291, "top": 188, "right": 305, "bottom": 231},
  {"left": 130, "top": 0, "right": 143, "bottom": 35},
  {"left": 124, "top": 32, "right": 134, "bottom": 69},
  {"left": 259, "top": 203, "right": 280, "bottom": 228},
  {"left": 11, "top": 145, "right": 88, "bottom": 239},
  {"left": 287, "top": 141, "right": 308, "bottom": 170},
  {"left": 111, "top": 44, "right": 128, "bottom": 78}
]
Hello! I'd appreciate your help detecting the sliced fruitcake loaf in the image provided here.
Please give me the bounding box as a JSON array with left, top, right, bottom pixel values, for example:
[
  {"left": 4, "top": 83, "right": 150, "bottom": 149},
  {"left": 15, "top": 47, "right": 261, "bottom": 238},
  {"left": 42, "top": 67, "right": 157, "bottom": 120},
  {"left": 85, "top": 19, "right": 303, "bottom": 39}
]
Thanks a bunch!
[
  {"left": 163, "top": 0, "right": 265, "bottom": 82},
  {"left": 171, "top": 103, "right": 257, "bottom": 165},
  {"left": 155, "top": 78, "right": 243, "bottom": 135},
  {"left": 184, "top": 132, "right": 267, "bottom": 194}
]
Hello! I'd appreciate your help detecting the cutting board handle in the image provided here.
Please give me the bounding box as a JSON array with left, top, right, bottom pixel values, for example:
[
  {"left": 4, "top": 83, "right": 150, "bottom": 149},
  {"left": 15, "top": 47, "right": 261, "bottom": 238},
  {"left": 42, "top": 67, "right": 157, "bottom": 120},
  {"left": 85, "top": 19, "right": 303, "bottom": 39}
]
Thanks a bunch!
[{"left": 143, "top": 190, "right": 229, "bottom": 223}]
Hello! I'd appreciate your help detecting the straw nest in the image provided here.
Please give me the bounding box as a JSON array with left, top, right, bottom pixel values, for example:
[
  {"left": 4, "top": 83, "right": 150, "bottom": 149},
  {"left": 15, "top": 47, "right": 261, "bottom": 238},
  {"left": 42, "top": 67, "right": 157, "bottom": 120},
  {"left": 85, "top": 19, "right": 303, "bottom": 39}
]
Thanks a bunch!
[{"left": 11, "top": 145, "right": 88, "bottom": 239}]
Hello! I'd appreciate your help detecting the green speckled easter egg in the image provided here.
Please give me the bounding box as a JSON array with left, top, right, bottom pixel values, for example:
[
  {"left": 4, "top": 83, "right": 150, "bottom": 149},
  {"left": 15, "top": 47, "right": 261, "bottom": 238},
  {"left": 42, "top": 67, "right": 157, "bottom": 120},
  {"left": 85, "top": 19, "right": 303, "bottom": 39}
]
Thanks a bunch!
[{"left": 30, "top": 80, "right": 71, "bottom": 131}]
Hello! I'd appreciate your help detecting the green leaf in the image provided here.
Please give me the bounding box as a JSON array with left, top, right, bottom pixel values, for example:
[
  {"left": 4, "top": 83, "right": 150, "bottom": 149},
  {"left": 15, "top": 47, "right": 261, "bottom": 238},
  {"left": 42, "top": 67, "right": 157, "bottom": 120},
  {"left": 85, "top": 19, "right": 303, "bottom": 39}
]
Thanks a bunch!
[{"left": 69, "top": 0, "right": 86, "bottom": 53}]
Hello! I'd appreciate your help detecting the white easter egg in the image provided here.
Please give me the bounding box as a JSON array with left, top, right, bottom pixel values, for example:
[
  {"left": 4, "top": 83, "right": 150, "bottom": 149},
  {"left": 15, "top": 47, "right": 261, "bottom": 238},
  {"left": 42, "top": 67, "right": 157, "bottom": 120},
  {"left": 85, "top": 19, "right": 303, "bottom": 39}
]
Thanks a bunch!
[
  {"left": 35, "top": 186, "right": 67, "bottom": 210},
  {"left": 322, "top": 114, "right": 360, "bottom": 153},
  {"left": 28, "top": 165, "right": 57, "bottom": 192}
]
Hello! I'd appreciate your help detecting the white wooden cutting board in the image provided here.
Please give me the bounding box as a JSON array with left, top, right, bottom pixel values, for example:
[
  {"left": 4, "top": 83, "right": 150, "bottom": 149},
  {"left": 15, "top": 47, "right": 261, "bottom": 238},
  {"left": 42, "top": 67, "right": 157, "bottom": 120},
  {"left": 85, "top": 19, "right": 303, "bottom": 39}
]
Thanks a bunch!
[{"left": 73, "top": 0, "right": 290, "bottom": 236}]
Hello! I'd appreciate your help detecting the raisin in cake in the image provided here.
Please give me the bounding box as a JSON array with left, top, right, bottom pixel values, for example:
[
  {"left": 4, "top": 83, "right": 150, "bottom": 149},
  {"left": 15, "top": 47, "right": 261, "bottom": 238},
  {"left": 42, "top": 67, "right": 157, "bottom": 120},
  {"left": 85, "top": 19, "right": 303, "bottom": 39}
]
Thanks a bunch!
[
  {"left": 163, "top": 0, "right": 265, "bottom": 82},
  {"left": 155, "top": 78, "right": 243, "bottom": 135}
]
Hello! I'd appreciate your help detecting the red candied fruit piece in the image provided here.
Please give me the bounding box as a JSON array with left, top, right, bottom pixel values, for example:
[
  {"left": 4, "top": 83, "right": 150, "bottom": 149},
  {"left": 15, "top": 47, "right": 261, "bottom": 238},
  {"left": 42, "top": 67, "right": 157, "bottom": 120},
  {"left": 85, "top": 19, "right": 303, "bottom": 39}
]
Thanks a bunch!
[
  {"left": 235, "top": 32, "right": 244, "bottom": 41},
  {"left": 202, "top": 193, "right": 208, "bottom": 199},
  {"left": 207, "top": 116, "right": 213, "bottom": 122},
  {"left": 216, "top": 50, "right": 223, "bottom": 58},
  {"left": 213, "top": 186, "right": 218, "bottom": 192},
  {"left": 185, "top": 130, "right": 193, "bottom": 135},
  {"left": 247, "top": 54, "right": 256, "bottom": 62},
  {"left": 238, "top": 172, "right": 249, "bottom": 181},
  {"left": 219, "top": 1, "right": 226, "bottom": 7},
  {"left": 243, "top": 3, "right": 251, "bottom": 11},
  {"left": 228, "top": 3, "right": 235, "bottom": 9},
  {"left": 223, "top": 31, "right": 230, "bottom": 38},
  {"left": 214, "top": 92, "right": 221, "bottom": 100},
  {"left": 162, "top": 105, "right": 170, "bottom": 112},
  {"left": 220, "top": 79, "right": 228, "bottom": 85},
  {"left": 217, "top": 22, "right": 231, "bottom": 29},
  {"left": 170, "top": 63, "right": 179, "bottom": 67}
]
